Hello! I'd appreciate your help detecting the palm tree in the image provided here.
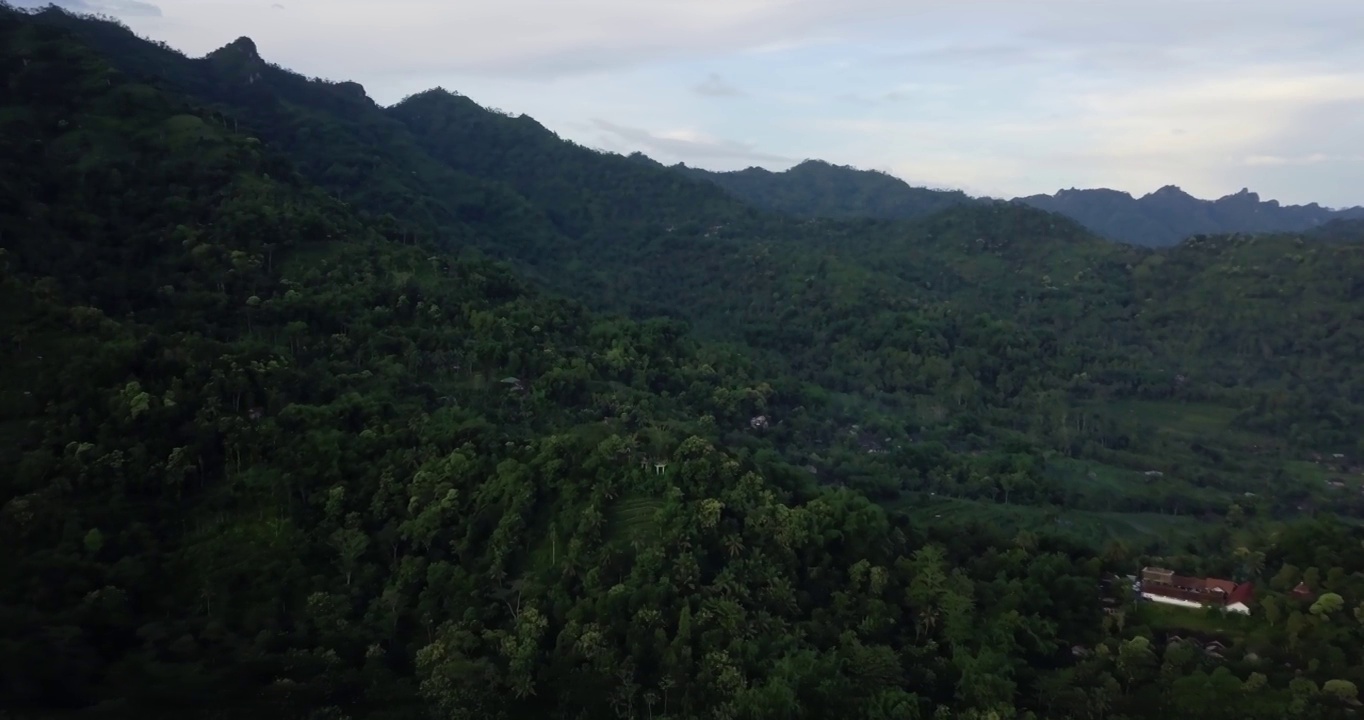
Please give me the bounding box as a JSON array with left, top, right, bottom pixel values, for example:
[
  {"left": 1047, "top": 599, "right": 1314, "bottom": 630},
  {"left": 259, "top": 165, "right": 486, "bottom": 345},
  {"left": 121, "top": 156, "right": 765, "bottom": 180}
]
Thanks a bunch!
[{"left": 723, "top": 534, "right": 744, "bottom": 558}]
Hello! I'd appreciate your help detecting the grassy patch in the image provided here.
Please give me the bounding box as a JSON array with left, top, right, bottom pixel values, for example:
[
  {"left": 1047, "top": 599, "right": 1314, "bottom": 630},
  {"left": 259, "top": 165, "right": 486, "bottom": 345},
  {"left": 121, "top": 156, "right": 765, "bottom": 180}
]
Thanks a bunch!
[
  {"left": 1133, "top": 600, "right": 1258, "bottom": 642},
  {"left": 1283, "top": 460, "right": 1329, "bottom": 480},
  {"left": 1048, "top": 458, "right": 1149, "bottom": 501},
  {"left": 1098, "top": 399, "right": 1247, "bottom": 442},
  {"left": 903, "top": 496, "right": 1204, "bottom": 549},
  {"left": 1282, "top": 460, "right": 1341, "bottom": 493},
  {"left": 1092, "top": 399, "right": 1285, "bottom": 460},
  {"left": 608, "top": 494, "right": 665, "bottom": 547}
]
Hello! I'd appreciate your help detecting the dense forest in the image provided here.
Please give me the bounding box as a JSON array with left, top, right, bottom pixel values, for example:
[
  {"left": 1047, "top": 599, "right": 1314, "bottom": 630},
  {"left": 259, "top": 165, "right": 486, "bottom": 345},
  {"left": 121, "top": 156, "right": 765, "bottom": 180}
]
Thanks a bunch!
[{"left": 5, "top": 4, "right": 1364, "bottom": 718}]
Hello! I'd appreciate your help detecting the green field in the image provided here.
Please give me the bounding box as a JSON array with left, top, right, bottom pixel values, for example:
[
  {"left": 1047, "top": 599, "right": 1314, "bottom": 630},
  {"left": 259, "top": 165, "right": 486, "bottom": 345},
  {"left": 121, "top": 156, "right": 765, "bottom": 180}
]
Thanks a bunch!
[
  {"left": 1092, "top": 399, "right": 1279, "bottom": 456},
  {"left": 1133, "top": 601, "right": 1256, "bottom": 641},
  {"left": 1081, "top": 399, "right": 1324, "bottom": 502},
  {"left": 903, "top": 496, "right": 1204, "bottom": 548},
  {"left": 608, "top": 494, "right": 665, "bottom": 546},
  {"left": 1099, "top": 399, "right": 1241, "bottom": 434}
]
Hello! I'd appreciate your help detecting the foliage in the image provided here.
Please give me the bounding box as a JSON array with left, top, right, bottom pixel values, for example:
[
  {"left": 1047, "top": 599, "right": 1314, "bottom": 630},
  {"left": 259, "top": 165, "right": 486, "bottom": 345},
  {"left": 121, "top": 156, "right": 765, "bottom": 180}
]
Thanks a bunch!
[
  {"left": 6, "top": 5, "right": 1364, "bottom": 719},
  {"left": 0, "top": 9, "right": 1098, "bottom": 718}
]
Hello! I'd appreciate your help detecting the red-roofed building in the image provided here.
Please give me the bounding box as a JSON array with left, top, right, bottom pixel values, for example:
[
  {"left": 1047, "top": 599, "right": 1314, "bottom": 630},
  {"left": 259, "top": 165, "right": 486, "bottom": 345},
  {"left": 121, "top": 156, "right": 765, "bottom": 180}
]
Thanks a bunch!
[
  {"left": 1225, "top": 581, "right": 1255, "bottom": 614},
  {"left": 1139, "top": 567, "right": 1255, "bottom": 615}
]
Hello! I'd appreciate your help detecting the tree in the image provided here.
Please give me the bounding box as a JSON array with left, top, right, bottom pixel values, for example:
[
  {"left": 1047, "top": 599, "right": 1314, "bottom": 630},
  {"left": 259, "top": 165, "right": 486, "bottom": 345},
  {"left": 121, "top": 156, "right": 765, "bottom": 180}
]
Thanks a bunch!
[
  {"left": 1310, "top": 593, "right": 1345, "bottom": 618},
  {"left": 1116, "top": 636, "right": 1156, "bottom": 691},
  {"left": 1261, "top": 596, "right": 1282, "bottom": 626},
  {"left": 1322, "top": 679, "right": 1359, "bottom": 704}
]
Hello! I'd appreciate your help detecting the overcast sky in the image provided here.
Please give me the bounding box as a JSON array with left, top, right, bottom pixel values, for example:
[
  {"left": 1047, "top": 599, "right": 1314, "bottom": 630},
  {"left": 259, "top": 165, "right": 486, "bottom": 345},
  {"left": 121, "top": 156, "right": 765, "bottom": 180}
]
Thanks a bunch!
[{"left": 18, "top": 0, "right": 1364, "bottom": 207}]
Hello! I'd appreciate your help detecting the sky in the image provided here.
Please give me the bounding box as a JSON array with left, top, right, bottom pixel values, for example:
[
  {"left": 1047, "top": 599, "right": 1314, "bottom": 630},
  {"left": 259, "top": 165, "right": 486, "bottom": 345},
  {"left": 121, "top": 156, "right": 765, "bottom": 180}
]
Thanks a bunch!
[{"left": 15, "top": 0, "right": 1364, "bottom": 207}]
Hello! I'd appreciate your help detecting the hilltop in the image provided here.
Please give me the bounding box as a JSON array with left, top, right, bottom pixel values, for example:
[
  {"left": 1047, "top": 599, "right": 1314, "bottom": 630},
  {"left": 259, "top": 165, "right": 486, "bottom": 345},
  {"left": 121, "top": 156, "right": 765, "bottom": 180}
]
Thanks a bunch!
[{"left": 678, "top": 160, "right": 978, "bottom": 221}]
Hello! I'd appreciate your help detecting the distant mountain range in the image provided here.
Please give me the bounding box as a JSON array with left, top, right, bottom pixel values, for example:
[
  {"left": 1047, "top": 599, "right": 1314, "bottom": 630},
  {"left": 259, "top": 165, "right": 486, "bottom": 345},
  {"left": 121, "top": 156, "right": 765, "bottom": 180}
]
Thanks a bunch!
[
  {"left": 685, "top": 160, "right": 1364, "bottom": 247},
  {"left": 1015, "top": 185, "right": 1364, "bottom": 247}
]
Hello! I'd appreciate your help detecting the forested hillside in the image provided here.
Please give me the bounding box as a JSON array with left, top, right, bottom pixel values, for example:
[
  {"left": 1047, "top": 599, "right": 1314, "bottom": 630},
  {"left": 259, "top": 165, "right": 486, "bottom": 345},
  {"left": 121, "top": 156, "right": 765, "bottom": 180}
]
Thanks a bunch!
[
  {"left": 678, "top": 160, "right": 978, "bottom": 221},
  {"left": 20, "top": 0, "right": 1364, "bottom": 547},
  {"left": 0, "top": 10, "right": 1086, "bottom": 717},
  {"left": 8, "top": 4, "right": 1364, "bottom": 718}
]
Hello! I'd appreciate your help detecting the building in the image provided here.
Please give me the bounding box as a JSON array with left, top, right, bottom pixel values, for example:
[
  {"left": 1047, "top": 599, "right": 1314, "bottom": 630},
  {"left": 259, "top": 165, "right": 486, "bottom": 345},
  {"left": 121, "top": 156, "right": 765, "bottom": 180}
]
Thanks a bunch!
[
  {"left": 1139, "top": 566, "right": 1255, "bottom": 614},
  {"left": 1290, "top": 582, "right": 1315, "bottom": 602}
]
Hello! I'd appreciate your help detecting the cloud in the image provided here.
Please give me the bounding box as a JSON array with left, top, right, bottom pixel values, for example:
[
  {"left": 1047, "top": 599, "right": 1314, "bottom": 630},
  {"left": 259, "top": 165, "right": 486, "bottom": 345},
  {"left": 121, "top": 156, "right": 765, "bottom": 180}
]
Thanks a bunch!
[
  {"left": 692, "top": 73, "right": 743, "bottom": 98},
  {"left": 1242, "top": 154, "right": 1334, "bottom": 167},
  {"left": 11, "top": 0, "right": 161, "bottom": 15},
  {"left": 873, "top": 43, "right": 1043, "bottom": 68},
  {"left": 741, "top": 35, "right": 843, "bottom": 55},
  {"left": 591, "top": 119, "right": 794, "bottom": 166},
  {"left": 29, "top": 0, "right": 1364, "bottom": 206},
  {"left": 84, "top": 0, "right": 891, "bottom": 80},
  {"left": 804, "top": 59, "right": 1364, "bottom": 203},
  {"left": 836, "top": 82, "right": 952, "bottom": 106}
]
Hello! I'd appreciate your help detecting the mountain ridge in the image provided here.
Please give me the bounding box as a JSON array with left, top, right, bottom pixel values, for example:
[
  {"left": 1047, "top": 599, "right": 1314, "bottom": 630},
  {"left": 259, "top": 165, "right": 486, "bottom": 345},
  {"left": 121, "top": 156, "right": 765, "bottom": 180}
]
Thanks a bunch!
[
  {"left": 679, "top": 159, "right": 1363, "bottom": 247},
  {"left": 679, "top": 159, "right": 978, "bottom": 223},
  {"left": 1016, "top": 183, "right": 1364, "bottom": 246},
  {"left": 32, "top": 7, "right": 1364, "bottom": 458},
  {"left": 58, "top": 15, "right": 1361, "bottom": 251}
]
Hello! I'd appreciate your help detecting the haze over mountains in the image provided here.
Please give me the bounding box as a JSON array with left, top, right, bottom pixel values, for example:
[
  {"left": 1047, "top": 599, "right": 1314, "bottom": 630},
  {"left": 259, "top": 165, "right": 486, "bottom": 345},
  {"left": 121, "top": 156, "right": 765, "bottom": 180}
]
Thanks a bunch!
[{"left": 684, "top": 160, "right": 1364, "bottom": 247}]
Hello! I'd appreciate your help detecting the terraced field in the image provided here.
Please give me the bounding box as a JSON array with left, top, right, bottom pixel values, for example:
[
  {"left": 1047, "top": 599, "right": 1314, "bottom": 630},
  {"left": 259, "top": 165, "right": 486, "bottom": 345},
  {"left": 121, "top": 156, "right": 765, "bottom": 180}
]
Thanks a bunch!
[
  {"left": 904, "top": 495, "right": 1205, "bottom": 549},
  {"left": 608, "top": 494, "right": 666, "bottom": 546}
]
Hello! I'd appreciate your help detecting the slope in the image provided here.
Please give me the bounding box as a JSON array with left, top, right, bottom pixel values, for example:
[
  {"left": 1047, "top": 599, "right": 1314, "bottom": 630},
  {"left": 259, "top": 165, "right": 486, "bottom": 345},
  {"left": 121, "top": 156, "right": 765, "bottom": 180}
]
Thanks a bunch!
[
  {"left": 25, "top": 6, "right": 1364, "bottom": 531},
  {"left": 1132, "top": 231, "right": 1364, "bottom": 449},
  {"left": 385, "top": 84, "right": 1364, "bottom": 529},
  {"left": 0, "top": 8, "right": 1127, "bottom": 718},
  {"left": 17, "top": 7, "right": 607, "bottom": 292}
]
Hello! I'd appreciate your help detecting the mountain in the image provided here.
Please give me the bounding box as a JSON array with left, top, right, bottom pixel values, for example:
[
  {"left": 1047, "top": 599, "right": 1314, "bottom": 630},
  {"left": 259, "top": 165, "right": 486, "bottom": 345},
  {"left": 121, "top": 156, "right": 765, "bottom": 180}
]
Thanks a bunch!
[
  {"left": 1016, "top": 185, "right": 1364, "bottom": 247},
  {"left": 680, "top": 159, "right": 1364, "bottom": 248},
  {"left": 30, "top": 5, "right": 1364, "bottom": 490},
  {"left": 32, "top": 5, "right": 1364, "bottom": 490},
  {"left": 1, "top": 9, "right": 1114, "bottom": 717},
  {"left": 1307, "top": 217, "right": 1364, "bottom": 245},
  {"left": 8, "top": 6, "right": 1364, "bottom": 717},
  {"left": 679, "top": 160, "right": 978, "bottom": 221}
]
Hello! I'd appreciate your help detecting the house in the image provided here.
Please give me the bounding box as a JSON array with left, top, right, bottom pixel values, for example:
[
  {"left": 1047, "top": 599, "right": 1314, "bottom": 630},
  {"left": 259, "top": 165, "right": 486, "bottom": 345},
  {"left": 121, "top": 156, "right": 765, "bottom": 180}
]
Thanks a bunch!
[
  {"left": 1290, "top": 582, "right": 1315, "bottom": 602},
  {"left": 1139, "top": 566, "right": 1254, "bottom": 614}
]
